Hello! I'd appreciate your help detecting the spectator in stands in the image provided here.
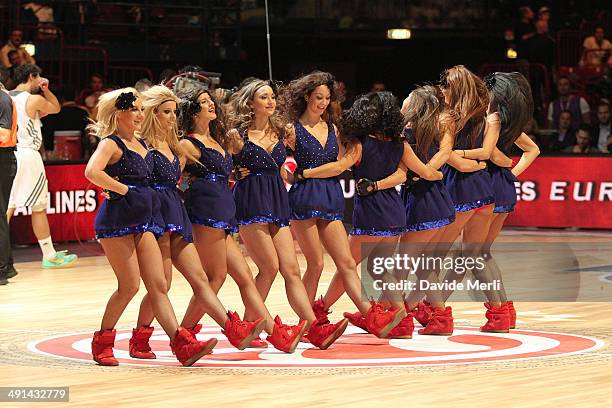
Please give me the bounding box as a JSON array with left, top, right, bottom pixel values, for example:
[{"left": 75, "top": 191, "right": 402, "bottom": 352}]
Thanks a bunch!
[
  {"left": 370, "top": 80, "right": 385, "bottom": 92},
  {"left": 582, "top": 26, "right": 612, "bottom": 67},
  {"left": 563, "top": 125, "right": 601, "bottom": 154},
  {"left": 0, "top": 50, "right": 25, "bottom": 90},
  {"left": 78, "top": 73, "right": 110, "bottom": 116},
  {"left": 547, "top": 76, "right": 591, "bottom": 129},
  {"left": 0, "top": 29, "right": 36, "bottom": 68},
  {"left": 515, "top": 6, "right": 535, "bottom": 59},
  {"left": 526, "top": 19, "right": 555, "bottom": 68},
  {"left": 134, "top": 78, "right": 153, "bottom": 92},
  {"left": 41, "top": 85, "right": 90, "bottom": 158},
  {"left": 592, "top": 101, "right": 610, "bottom": 153},
  {"left": 551, "top": 110, "right": 577, "bottom": 151},
  {"left": 536, "top": 6, "right": 556, "bottom": 33}
]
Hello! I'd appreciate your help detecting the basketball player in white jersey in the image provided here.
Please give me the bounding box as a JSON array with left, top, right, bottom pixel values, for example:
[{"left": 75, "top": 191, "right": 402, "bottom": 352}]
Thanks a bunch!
[{"left": 6, "top": 64, "right": 78, "bottom": 269}]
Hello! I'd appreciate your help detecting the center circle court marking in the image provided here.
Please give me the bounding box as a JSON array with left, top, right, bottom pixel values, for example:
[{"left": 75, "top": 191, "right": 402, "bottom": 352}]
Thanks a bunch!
[{"left": 29, "top": 326, "right": 604, "bottom": 368}]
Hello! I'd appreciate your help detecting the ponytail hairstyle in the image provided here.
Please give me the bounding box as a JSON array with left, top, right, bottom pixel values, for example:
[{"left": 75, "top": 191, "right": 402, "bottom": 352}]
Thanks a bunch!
[{"left": 485, "top": 72, "right": 534, "bottom": 150}]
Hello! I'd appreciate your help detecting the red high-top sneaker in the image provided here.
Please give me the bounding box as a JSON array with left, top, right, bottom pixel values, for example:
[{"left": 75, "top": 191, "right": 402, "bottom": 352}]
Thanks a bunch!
[
  {"left": 313, "top": 296, "right": 331, "bottom": 324},
  {"left": 266, "top": 316, "right": 307, "bottom": 353},
  {"left": 342, "top": 311, "right": 368, "bottom": 332},
  {"left": 480, "top": 303, "right": 510, "bottom": 333},
  {"left": 129, "top": 326, "right": 156, "bottom": 359},
  {"left": 388, "top": 313, "right": 414, "bottom": 339},
  {"left": 418, "top": 306, "right": 454, "bottom": 336},
  {"left": 507, "top": 301, "right": 516, "bottom": 329},
  {"left": 307, "top": 318, "right": 348, "bottom": 350},
  {"left": 365, "top": 302, "right": 406, "bottom": 338},
  {"left": 223, "top": 311, "right": 266, "bottom": 350},
  {"left": 170, "top": 327, "right": 217, "bottom": 367},
  {"left": 412, "top": 301, "right": 433, "bottom": 327},
  {"left": 92, "top": 329, "right": 119, "bottom": 366}
]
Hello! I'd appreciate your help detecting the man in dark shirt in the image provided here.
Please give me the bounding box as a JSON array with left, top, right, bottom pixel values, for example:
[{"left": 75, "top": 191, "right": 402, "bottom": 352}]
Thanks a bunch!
[
  {"left": 515, "top": 6, "right": 535, "bottom": 59},
  {"left": 0, "top": 82, "right": 17, "bottom": 284},
  {"left": 41, "top": 85, "right": 90, "bottom": 159},
  {"left": 526, "top": 19, "right": 555, "bottom": 67}
]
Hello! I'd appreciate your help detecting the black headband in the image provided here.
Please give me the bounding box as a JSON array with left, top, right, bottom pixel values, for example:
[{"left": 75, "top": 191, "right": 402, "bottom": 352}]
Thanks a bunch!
[{"left": 115, "top": 92, "right": 137, "bottom": 110}]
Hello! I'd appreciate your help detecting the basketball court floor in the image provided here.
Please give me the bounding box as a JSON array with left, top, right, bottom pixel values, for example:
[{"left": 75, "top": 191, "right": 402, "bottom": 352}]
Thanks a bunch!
[{"left": 1, "top": 228, "right": 611, "bottom": 407}]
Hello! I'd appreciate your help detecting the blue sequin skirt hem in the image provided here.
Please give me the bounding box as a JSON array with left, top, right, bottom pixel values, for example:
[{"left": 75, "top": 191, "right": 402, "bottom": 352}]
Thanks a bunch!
[
  {"left": 405, "top": 215, "right": 455, "bottom": 232},
  {"left": 350, "top": 226, "right": 406, "bottom": 236},
  {"left": 291, "top": 209, "right": 343, "bottom": 221},
  {"left": 165, "top": 224, "right": 194, "bottom": 242},
  {"left": 493, "top": 204, "right": 515, "bottom": 213},
  {"left": 454, "top": 197, "right": 494, "bottom": 212},
  {"left": 190, "top": 217, "right": 239, "bottom": 234},
  {"left": 95, "top": 223, "right": 165, "bottom": 239},
  {"left": 238, "top": 215, "right": 289, "bottom": 228}
]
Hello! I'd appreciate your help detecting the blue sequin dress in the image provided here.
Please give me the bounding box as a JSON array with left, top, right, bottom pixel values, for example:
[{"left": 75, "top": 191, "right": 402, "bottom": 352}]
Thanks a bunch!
[
  {"left": 488, "top": 140, "right": 518, "bottom": 213},
  {"left": 351, "top": 137, "right": 406, "bottom": 236},
  {"left": 400, "top": 129, "right": 455, "bottom": 232},
  {"left": 149, "top": 148, "right": 193, "bottom": 242},
  {"left": 232, "top": 132, "right": 290, "bottom": 227},
  {"left": 94, "top": 135, "right": 164, "bottom": 239},
  {"left": 441, "top": 122, "right": 494, "bottom": 212},
  {"left": 183, "top": 136, "right": 238, "bottom": 233},
  {"left": 289, "top": 121, "right": 344, "bottom": 221}
]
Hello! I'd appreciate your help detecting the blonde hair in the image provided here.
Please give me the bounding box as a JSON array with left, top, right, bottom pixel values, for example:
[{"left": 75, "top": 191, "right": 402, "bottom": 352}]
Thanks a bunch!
[
  {"left": 139, "top": 85, "right": 181, "bottom": 154},
  {"left": 87, "top": 87, "right": 139, "bottom": 138}
]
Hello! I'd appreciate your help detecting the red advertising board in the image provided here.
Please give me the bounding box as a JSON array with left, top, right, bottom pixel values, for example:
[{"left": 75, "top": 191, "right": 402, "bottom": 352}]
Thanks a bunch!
[{"left": 506, "top": 156, "right": 611, "bottom": 229}]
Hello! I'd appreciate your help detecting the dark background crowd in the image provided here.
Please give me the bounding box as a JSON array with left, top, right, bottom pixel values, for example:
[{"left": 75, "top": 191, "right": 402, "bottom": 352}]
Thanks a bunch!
[{"left": 1, "top": 0, "right": 610, "bottom": 159}]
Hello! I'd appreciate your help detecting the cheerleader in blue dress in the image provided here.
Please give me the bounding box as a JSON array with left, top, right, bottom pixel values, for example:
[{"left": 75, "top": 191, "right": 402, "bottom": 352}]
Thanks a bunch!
[
  {"left": 369, "top": 85, "right": 458, "bottom": 335},
  {"left": 85, "top": 88, "right": 217, "bottom": 367},
  {"left": 177, "top": 87, "right": 306, "bottom": 353},
  {"left": 466, "top": 72, "right": 540, "bottom": 331}
]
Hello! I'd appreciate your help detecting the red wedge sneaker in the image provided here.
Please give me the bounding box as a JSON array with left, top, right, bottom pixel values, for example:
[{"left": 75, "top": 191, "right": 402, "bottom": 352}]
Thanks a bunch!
[
  {"left": 365, "top": 302, "right": 406, "bottom": 338},
  {"left": 388, "top": 313, "right": 414, "bottom": 339},
  {"left": 307, "top": 318, "right": 348, "bottom": 350},
  {"left": 480, "top": 303, "right": 510, "bottom": 333},
  {"left": 313, "top": 296, "right": 331, "bottom": 324},
  {"left": 266, "top": 316, "right": 307, "bottom": 353},
  {"left": 92, "top": 329, "right": 119, "bottom": 366},
  {"left": 129, "top": 326, "right": 156, "bottom": 359},
  {"left": 418, "top": 306, "right": 454, "bottom": 336},
  {"left": 507, "top": 301, "right": 516, "bottom": 329},
  {"left": 343, "top": 311, "right": 368, "bottom": 332},
  {"left": 223, "top": 311, "right": 266, "bottom": 350},
  {"left": 170, "top": 327, "right": 217, "bottom": 367},
  {"left": 412, "top": 301, "right": 433, "bottom": 327}
]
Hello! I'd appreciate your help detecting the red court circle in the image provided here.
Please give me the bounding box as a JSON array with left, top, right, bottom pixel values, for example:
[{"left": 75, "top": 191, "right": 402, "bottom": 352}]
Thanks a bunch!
[{"left": 29, "top": 326, "right": 603, "bottom": 368}]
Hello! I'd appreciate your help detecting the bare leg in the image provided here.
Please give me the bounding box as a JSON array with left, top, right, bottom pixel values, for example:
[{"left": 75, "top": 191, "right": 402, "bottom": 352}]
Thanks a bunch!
[
  {"left": 318, "top": 220, "right": 371, "bottom": 314},
  {"left": 239, "top": 223, "right": 281, "bottom": 302},
  {"left": 292, "top": 219, "right": 325, "bottom": 304},
  {"left": 170, "top": 234, "right": 229, "bottom": 327},
  {"left": 133, "top": 232, "right": 179, "bottom": 340},
  {"left": 270, "top": 225, "right": 317, "bottom": 325},
  {"left": 461, "top": 205, "right": 501, "bottom": 305},
  {"left": 136, "top": 233, "right": 173, "bottom": 327},
  {"left": 98, "top": 236, "right": 142, "bottom": 330}
]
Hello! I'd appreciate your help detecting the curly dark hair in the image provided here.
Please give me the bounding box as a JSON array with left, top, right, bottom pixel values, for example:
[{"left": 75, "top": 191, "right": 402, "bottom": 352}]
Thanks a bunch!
[
  {"left": 485, "top": 72, "right": 534, "bottom": 150},
  {"left": 340, "top": 91, "right": 405, "bottom": 145},
  {"left": 278, "top": 70, "right": 340, "bottom": 125},
  {"left": 177, "top": 86, "right": 227, "bottom": 148}
]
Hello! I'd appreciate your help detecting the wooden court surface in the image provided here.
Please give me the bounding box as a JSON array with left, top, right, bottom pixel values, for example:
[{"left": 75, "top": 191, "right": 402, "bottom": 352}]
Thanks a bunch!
[{"left": 1, "top": 229, "right": 611, "bottom": 407}]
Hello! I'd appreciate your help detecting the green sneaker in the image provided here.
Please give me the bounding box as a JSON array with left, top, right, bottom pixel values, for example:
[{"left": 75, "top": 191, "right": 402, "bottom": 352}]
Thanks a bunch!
[{"left": 42, "top": 250, "right": 78, "bottom": 269}]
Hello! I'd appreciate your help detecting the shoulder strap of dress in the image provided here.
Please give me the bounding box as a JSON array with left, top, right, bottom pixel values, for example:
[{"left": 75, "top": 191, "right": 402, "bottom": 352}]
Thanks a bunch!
[
  {"left": 136, "top": 137, "right": 148, "bottom": 150},
  {"left": 107, "top": 134, "right": 127, "bottom": 151}
]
